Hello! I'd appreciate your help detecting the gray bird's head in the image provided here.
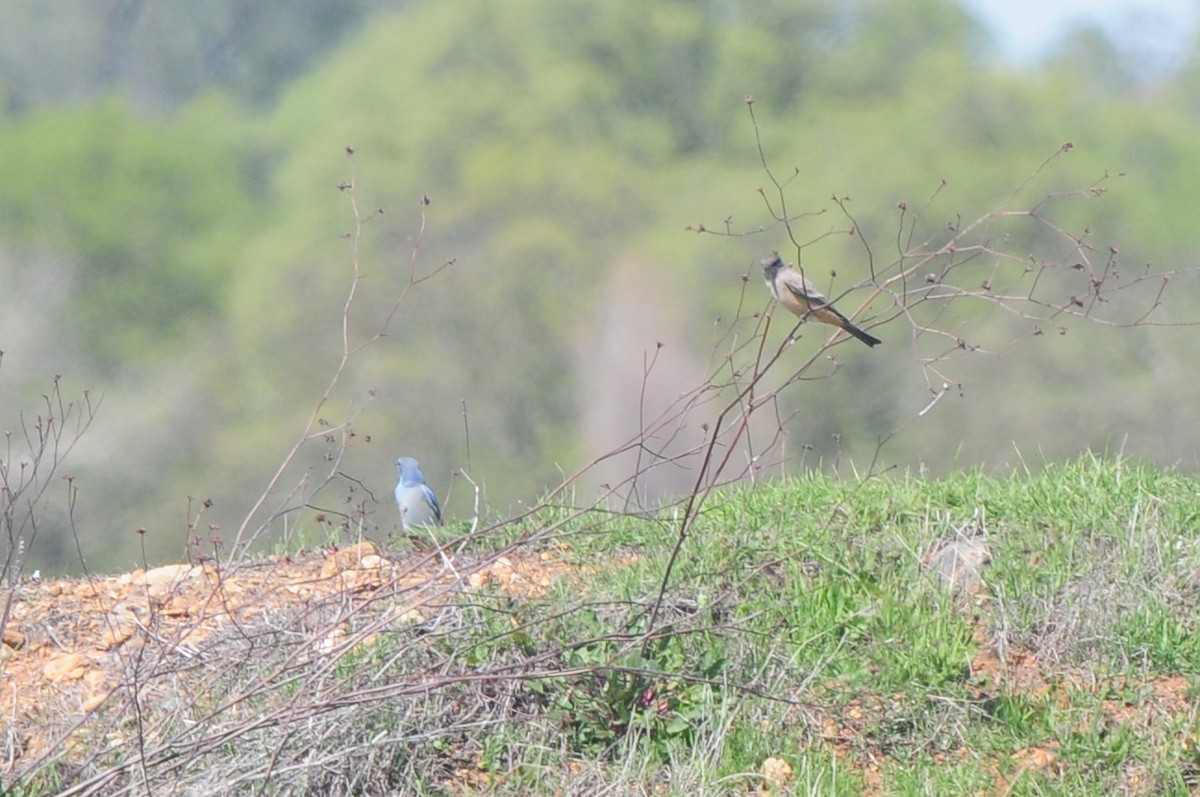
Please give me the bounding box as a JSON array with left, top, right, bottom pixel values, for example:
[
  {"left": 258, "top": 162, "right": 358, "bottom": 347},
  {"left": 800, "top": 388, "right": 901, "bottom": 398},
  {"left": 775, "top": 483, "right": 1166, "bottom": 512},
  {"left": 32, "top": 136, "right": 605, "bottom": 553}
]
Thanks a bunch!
[{"left": 761, "top": 252, "right": 785, "bottom": 278}]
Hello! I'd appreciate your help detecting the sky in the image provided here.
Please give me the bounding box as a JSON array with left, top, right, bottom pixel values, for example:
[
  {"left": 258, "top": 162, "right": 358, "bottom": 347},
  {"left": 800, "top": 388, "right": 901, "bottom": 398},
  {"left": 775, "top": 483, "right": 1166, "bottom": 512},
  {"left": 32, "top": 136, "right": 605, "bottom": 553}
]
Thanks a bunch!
[{"left": 963, "top": 0, "right": 1199, "bottom": 68}]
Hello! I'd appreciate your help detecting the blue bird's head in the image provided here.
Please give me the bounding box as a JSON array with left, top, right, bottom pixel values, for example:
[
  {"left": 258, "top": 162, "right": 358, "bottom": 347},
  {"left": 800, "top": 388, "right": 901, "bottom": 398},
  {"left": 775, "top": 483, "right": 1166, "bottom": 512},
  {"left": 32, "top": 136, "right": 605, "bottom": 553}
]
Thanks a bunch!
[{"left": 395, "top": 456, "right": 427, "bottom": 487}]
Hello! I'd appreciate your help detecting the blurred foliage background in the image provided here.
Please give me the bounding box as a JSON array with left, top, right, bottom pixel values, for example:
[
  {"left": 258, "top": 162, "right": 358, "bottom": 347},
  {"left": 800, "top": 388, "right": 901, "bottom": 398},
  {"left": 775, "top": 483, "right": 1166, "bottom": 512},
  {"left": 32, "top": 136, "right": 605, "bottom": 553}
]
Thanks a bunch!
[{"left": 1, "top": 0, "right": 1198, "bottom": 573}]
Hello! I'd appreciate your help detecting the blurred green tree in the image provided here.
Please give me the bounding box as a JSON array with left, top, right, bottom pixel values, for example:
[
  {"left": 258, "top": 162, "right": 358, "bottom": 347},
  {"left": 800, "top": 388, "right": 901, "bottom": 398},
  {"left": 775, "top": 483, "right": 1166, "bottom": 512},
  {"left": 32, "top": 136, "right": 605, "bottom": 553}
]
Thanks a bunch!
[
  {"left": 0, "top": 95, "right": 262, "bottom": 367},
  {"left": 2, "top": 0, "right": 1199, "bottom": 573}
]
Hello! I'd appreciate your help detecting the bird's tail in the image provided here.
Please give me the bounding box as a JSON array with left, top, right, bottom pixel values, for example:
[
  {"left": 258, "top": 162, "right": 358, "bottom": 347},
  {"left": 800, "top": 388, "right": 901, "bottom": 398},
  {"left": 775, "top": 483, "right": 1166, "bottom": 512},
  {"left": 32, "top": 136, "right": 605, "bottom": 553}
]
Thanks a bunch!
[
  {"left": 812, "top": 305, "right": 883, "bottom": 347},
  {"left": 842, "top": 320, "right": 882, "bottom": 348}
]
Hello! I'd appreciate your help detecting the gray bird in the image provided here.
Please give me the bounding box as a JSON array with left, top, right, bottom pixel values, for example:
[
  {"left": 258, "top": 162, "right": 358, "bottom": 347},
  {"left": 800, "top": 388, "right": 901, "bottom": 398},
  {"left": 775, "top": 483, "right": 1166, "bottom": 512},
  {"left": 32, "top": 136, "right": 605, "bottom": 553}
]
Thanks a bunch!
[{"left": 761, "top": 252, "right": 881, "bottom": 347}]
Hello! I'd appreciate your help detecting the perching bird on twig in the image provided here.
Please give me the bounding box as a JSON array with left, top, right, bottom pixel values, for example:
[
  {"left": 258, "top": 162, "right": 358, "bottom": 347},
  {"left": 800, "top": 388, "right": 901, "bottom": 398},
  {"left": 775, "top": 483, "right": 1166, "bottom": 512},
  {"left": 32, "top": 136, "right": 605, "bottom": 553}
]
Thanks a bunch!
[{"left": 761, "top": 252, "right": 881, "bottom": 348}]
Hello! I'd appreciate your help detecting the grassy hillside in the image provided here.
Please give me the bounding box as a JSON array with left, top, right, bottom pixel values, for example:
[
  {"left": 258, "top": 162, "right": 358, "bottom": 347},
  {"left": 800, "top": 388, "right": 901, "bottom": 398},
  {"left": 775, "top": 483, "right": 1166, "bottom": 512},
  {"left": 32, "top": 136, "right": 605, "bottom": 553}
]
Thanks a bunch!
[{"left": 7, "top": 455, "right": 1200, "bottom": 794}]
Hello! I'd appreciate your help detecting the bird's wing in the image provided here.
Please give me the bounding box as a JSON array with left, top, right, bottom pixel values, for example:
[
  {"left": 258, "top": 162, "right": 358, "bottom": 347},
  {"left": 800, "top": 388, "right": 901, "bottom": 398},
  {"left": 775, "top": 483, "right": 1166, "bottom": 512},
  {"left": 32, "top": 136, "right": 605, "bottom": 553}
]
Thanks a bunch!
[
  {"left": 421, "top": 485, "right": 443, "bottom": 522},
  {"left": 782, "top": 273, "right": 828, "bottom": 307}
]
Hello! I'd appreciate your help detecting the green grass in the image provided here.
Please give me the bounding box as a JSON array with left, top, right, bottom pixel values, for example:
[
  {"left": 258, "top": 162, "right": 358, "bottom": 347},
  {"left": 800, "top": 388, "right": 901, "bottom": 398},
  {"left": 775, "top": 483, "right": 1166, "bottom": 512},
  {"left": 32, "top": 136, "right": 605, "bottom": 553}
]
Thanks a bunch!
[
  {"left": 16, "top": 455, "right": 1200, "bottom": 795},
  {"left": 467, "top": 454, "right": 1200, "bottom": 794},
  {"left": 334, "top": 454, "right": 1199, "bottom": 794}
]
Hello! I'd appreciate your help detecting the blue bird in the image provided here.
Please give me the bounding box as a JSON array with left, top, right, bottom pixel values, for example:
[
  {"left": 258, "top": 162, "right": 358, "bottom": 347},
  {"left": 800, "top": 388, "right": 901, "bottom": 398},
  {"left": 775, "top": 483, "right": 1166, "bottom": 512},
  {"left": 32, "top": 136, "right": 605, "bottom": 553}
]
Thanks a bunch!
[{"left": 394, "top": 456, "right": 443, "bottom": 532}]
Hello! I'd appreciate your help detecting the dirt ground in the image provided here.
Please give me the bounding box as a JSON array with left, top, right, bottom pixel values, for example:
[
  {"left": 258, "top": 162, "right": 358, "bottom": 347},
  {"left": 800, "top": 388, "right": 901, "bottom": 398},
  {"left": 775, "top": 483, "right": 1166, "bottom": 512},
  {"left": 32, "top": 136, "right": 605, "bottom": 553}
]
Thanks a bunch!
[{"left": 0, "top": 541, "right": 575, "bottom": 781}]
